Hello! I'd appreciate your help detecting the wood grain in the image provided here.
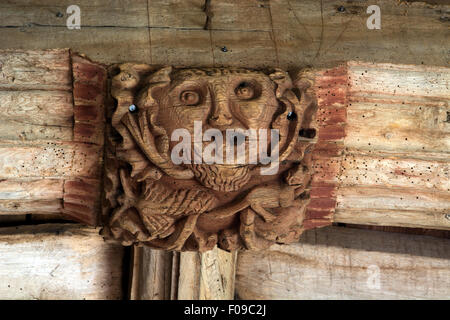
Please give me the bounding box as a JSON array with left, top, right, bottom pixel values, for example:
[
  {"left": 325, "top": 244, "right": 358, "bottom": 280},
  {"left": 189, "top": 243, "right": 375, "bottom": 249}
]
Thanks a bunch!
[
  {"left": 0, "top": 179, "right": 63, "bottom": 200},
  {"left": 0, "top": 142, "right": 101, "bottom": 179},
  {"left": 178, "top": 248, "right": 237, "bottom": 300},
  {"left": 0, "top": 0, "right": 448, "bottom": 67},
  {"left": 306, "top": 61, "right": 450, "bottom": 230},
  {"left": 131, "top": 247, "right": 174, "bottom": 300},
  {"left": 130, "top": 247, "right": 237, "bottom": 300},
  {"left": 236, "top": 226, "right": 450, "bottom": 299},
  {"left": 0, "top": 224, "right": 123, "bottom": 299},
  {"left": 0, "top": 49, "right": 105, "bottom": 226},
  {"left": 0, "top": 49, "right": 71, "bottom": 90}
]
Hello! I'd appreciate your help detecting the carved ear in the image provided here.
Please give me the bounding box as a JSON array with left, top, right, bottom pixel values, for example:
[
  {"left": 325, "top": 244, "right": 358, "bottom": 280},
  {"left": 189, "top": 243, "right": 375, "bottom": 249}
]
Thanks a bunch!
[
  {"left": 293, "top": 69, "right": 319, "bottom": 144},
  {"left": 271, "top": 69, "right": 318, "bottom": 162},
  {"left": 269, "top": 69, "right": 293, "bottom": 98},
  {"left": 137, "top": 66, "right": 172, "bottom": 111},
  {"left": 270, "top": 70, "right": 303, "bottom": 162},
  {"left": 136, "top": 66, "right": 173, "bottom": 155}
]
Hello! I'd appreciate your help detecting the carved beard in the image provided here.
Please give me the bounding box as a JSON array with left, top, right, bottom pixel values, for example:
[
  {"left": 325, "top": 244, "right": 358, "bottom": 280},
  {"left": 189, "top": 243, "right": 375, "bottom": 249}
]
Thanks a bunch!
[{"left": 189, "top": 164, "right": 251, "bottom": 192}]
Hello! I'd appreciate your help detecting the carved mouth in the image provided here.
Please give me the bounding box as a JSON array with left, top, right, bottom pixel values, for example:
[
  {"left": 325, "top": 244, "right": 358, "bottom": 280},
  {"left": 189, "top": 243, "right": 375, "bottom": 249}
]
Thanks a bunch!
[{"left": 189, "top": 163, "right": 251, "bottom": 192}]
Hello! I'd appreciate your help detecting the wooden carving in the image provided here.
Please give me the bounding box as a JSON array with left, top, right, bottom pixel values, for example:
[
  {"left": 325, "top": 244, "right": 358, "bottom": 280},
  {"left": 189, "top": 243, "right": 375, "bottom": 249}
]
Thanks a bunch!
[{"left": 102, "top": 65, "right": 318, "bottom": 251}]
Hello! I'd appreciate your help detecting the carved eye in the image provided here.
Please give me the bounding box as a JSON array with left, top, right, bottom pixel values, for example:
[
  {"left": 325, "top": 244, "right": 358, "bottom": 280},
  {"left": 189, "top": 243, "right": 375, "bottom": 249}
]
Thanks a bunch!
[
  {"left": 180, "top": 90, "right": 201, "bottom": 106},
  {"left": 235, "top": 82, "right": 255, "bottom": 100}
]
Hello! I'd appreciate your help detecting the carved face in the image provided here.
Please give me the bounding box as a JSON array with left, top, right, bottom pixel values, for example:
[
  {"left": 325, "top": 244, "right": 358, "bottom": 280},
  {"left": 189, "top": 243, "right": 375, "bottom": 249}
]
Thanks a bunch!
[
  {"left": 106, "top": 65, "right": 317, "bottom": 251},
  {"left": 157, "top": 69, "right": 279, "bottom": 137},
  {"left": 154, "top": 69, "right": 282, "bottom": 191}
]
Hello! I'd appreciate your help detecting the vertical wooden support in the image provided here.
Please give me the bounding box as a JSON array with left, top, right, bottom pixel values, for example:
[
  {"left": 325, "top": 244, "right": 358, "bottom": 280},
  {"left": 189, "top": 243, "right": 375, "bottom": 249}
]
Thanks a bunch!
[
  {"left": 177, "top": 248, "right": 238, "bottom": 300},
  {"left": 130, "top": 247, "right": 174, "bottom": 300},
  {"left": 130, "top": 247, "right": 237, "bottom": 300}
]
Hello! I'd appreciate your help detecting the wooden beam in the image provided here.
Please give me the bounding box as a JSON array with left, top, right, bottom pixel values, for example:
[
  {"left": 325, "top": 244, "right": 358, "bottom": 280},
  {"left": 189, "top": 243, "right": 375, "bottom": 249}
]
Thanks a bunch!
[
  {"left": 236, "top": 226, "right": 450, "bottom": 299},
  {"left": 130, "top": 247, "right": 175, "bottom": 300},
  {"left": 0, "top": 1, "right": 448, "bottom": 68},
  {"left": 0, "top": 49, "right": 106, "bottom": 225},
  {"left": 0, "top": 224, "right": 123, "bottom": 299},
  {"left": 178, "top": 248, "right": 238, "bottom": 300},
  {"left": 130, "top": 247, "right": 237, "bottom": 300},
  {"left": 307, "top": 61, "right": 450, "bottom": 230}
]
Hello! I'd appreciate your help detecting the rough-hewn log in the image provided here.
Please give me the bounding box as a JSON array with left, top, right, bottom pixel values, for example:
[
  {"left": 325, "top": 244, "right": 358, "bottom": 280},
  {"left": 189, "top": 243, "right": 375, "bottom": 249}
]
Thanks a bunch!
[
  {"left": 130, "top": 247, "right": 237, "bottom": 300},
  {"left": 308, "top": 61, "right": 450, "bottom": 230},
  {"left": 0, "top": 49, "right": 72, "bottom": 90},
  {"left": 236, "top": 226, "right": 450, "bottom": 299},
  {"left": 0, "top": 224, "right": 123, "bottom": 299},
  {"left": 0, "top": 49, "right": 106, "bottom": 225},
  {"left": 0, "top": 0, "right": 448, "bottom": 69},
  {"left": 178, "top": 248, "right": 238, "bottom": 300},
  {"left": 130, "top": 247, "right": 175, "bottom": 300}
]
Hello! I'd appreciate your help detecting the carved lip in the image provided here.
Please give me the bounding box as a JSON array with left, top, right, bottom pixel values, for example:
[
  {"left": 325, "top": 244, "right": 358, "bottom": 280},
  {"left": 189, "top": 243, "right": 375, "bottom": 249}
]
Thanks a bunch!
[{"left": 212, "top": 163, "right": 250, "bottom": 168}]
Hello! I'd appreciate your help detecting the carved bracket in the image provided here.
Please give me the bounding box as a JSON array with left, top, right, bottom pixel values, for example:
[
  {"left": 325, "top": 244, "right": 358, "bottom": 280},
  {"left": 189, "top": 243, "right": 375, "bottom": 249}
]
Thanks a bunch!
[{"left": 101, "top": 65, "right": 318, "bottom": 251}]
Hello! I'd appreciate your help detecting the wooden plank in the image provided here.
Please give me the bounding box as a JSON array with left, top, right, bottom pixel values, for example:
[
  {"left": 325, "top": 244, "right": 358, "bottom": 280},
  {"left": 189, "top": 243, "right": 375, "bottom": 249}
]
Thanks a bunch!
[
  {"left": 345, "top": 102, "right": 450, "bottom": 154},
  {"left": 304, "top": 61, "right": 450, "bottom": 230},
  {"left": 334, "top": 209, "right": 450, "bottom": 230},
  {"left": 270, "top": 0, "right": 450, "bottom": 69},
  {"left": 199, "top": 246, "right": 237, "bottom": 300},
  {"left": 0, "top": 90, "right": 73, "bottom": 126},
  {"left": 0, "top": 0, "right": 448, "bottom": 68},
  {"left": 337, "top": 186, "right": 450, "bottom": 213},
  {"left": 0, "top": 0, "right": 148, "bottom": 27},
  {"left": 0, "top": 120, "right": 73, "bottom": 141},
  {"left": 0, "top": 224, "right": 123, "bottom": 299},
  {"left": 344, "top": 61, "right": 450, "bottom": 155},
  {"left": 0, "top": 49, "right": 71, "bottom": 90},
  {"left": 148, "top": 0, "right": 205, "bottom": 29},
  {"left": 130, "top": 246, "right": 237, "bottom": 300},
  {"left": 150, "top": 29, "right": 213, "bottom": 67},
  {"left": 0, "top": 1, "right": 150, "bottom": 64},
  {"left": 178, "top": 247, "right": 237, "bottom": 300},
  {"left": 177, "top": 251, "right": 201, "bottom": 300},
  {"left": 131, "top": 247, "right": 174, "bottom": 300},
  {"left": 211, "top": 30, "right": 277, "bottom": 68},
  {"left": 0, "top": 90, "right": 73, "bottom": 141},
  {"left": 0, "top": 28, "right": 151, "bottom": 65},
  {"left": 0, "top": 179, "right": 63, "bottom": 200},
  {"left": 0, "top": 199, "right": 61, "bottom": 214},
  {"left": 335, "top": 186, "right": 450, "bottom": 230},
  {"left": 210, "top": 0, "right": 272, "bottom": 31},
  {"left": 348, "top": 61, "right": 450, "bottom": 99},
  {"left": 236, "top": 226, "right": 450, "bottom": 299},
  {"left": 0, "top": 50, "right": 105, "bottom": 225},
  {"left": 0, "top": 142, "right": 102, "bottom": 179},
  {"left": 339, "top": 152, "right": 450, "bottom": 192}
]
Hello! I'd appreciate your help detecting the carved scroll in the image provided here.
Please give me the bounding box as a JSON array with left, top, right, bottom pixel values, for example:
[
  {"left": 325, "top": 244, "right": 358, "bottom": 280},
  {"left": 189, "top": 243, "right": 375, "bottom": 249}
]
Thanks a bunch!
[{"left": 102, "top": 65, "right": 318, "bottom": 251}]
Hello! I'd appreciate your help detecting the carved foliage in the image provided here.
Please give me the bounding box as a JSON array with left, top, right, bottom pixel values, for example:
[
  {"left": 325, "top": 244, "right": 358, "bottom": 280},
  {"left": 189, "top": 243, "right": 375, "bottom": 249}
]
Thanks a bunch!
[{"left": 102, "top": 65, "right": 318, "bottom": 251}]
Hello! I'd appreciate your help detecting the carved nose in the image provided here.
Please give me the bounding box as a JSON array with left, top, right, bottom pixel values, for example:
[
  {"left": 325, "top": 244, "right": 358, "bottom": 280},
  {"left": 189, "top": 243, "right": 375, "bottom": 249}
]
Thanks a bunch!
[{"left": 209, "top": 100, "right": 233, "bottom": 127}]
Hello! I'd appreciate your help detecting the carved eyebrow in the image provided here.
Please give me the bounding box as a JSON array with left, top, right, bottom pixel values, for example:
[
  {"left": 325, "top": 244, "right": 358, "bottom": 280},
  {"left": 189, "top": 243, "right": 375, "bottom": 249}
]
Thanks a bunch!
[{"left": 170, "top": 79, "right": 205, "bottom": 90}]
